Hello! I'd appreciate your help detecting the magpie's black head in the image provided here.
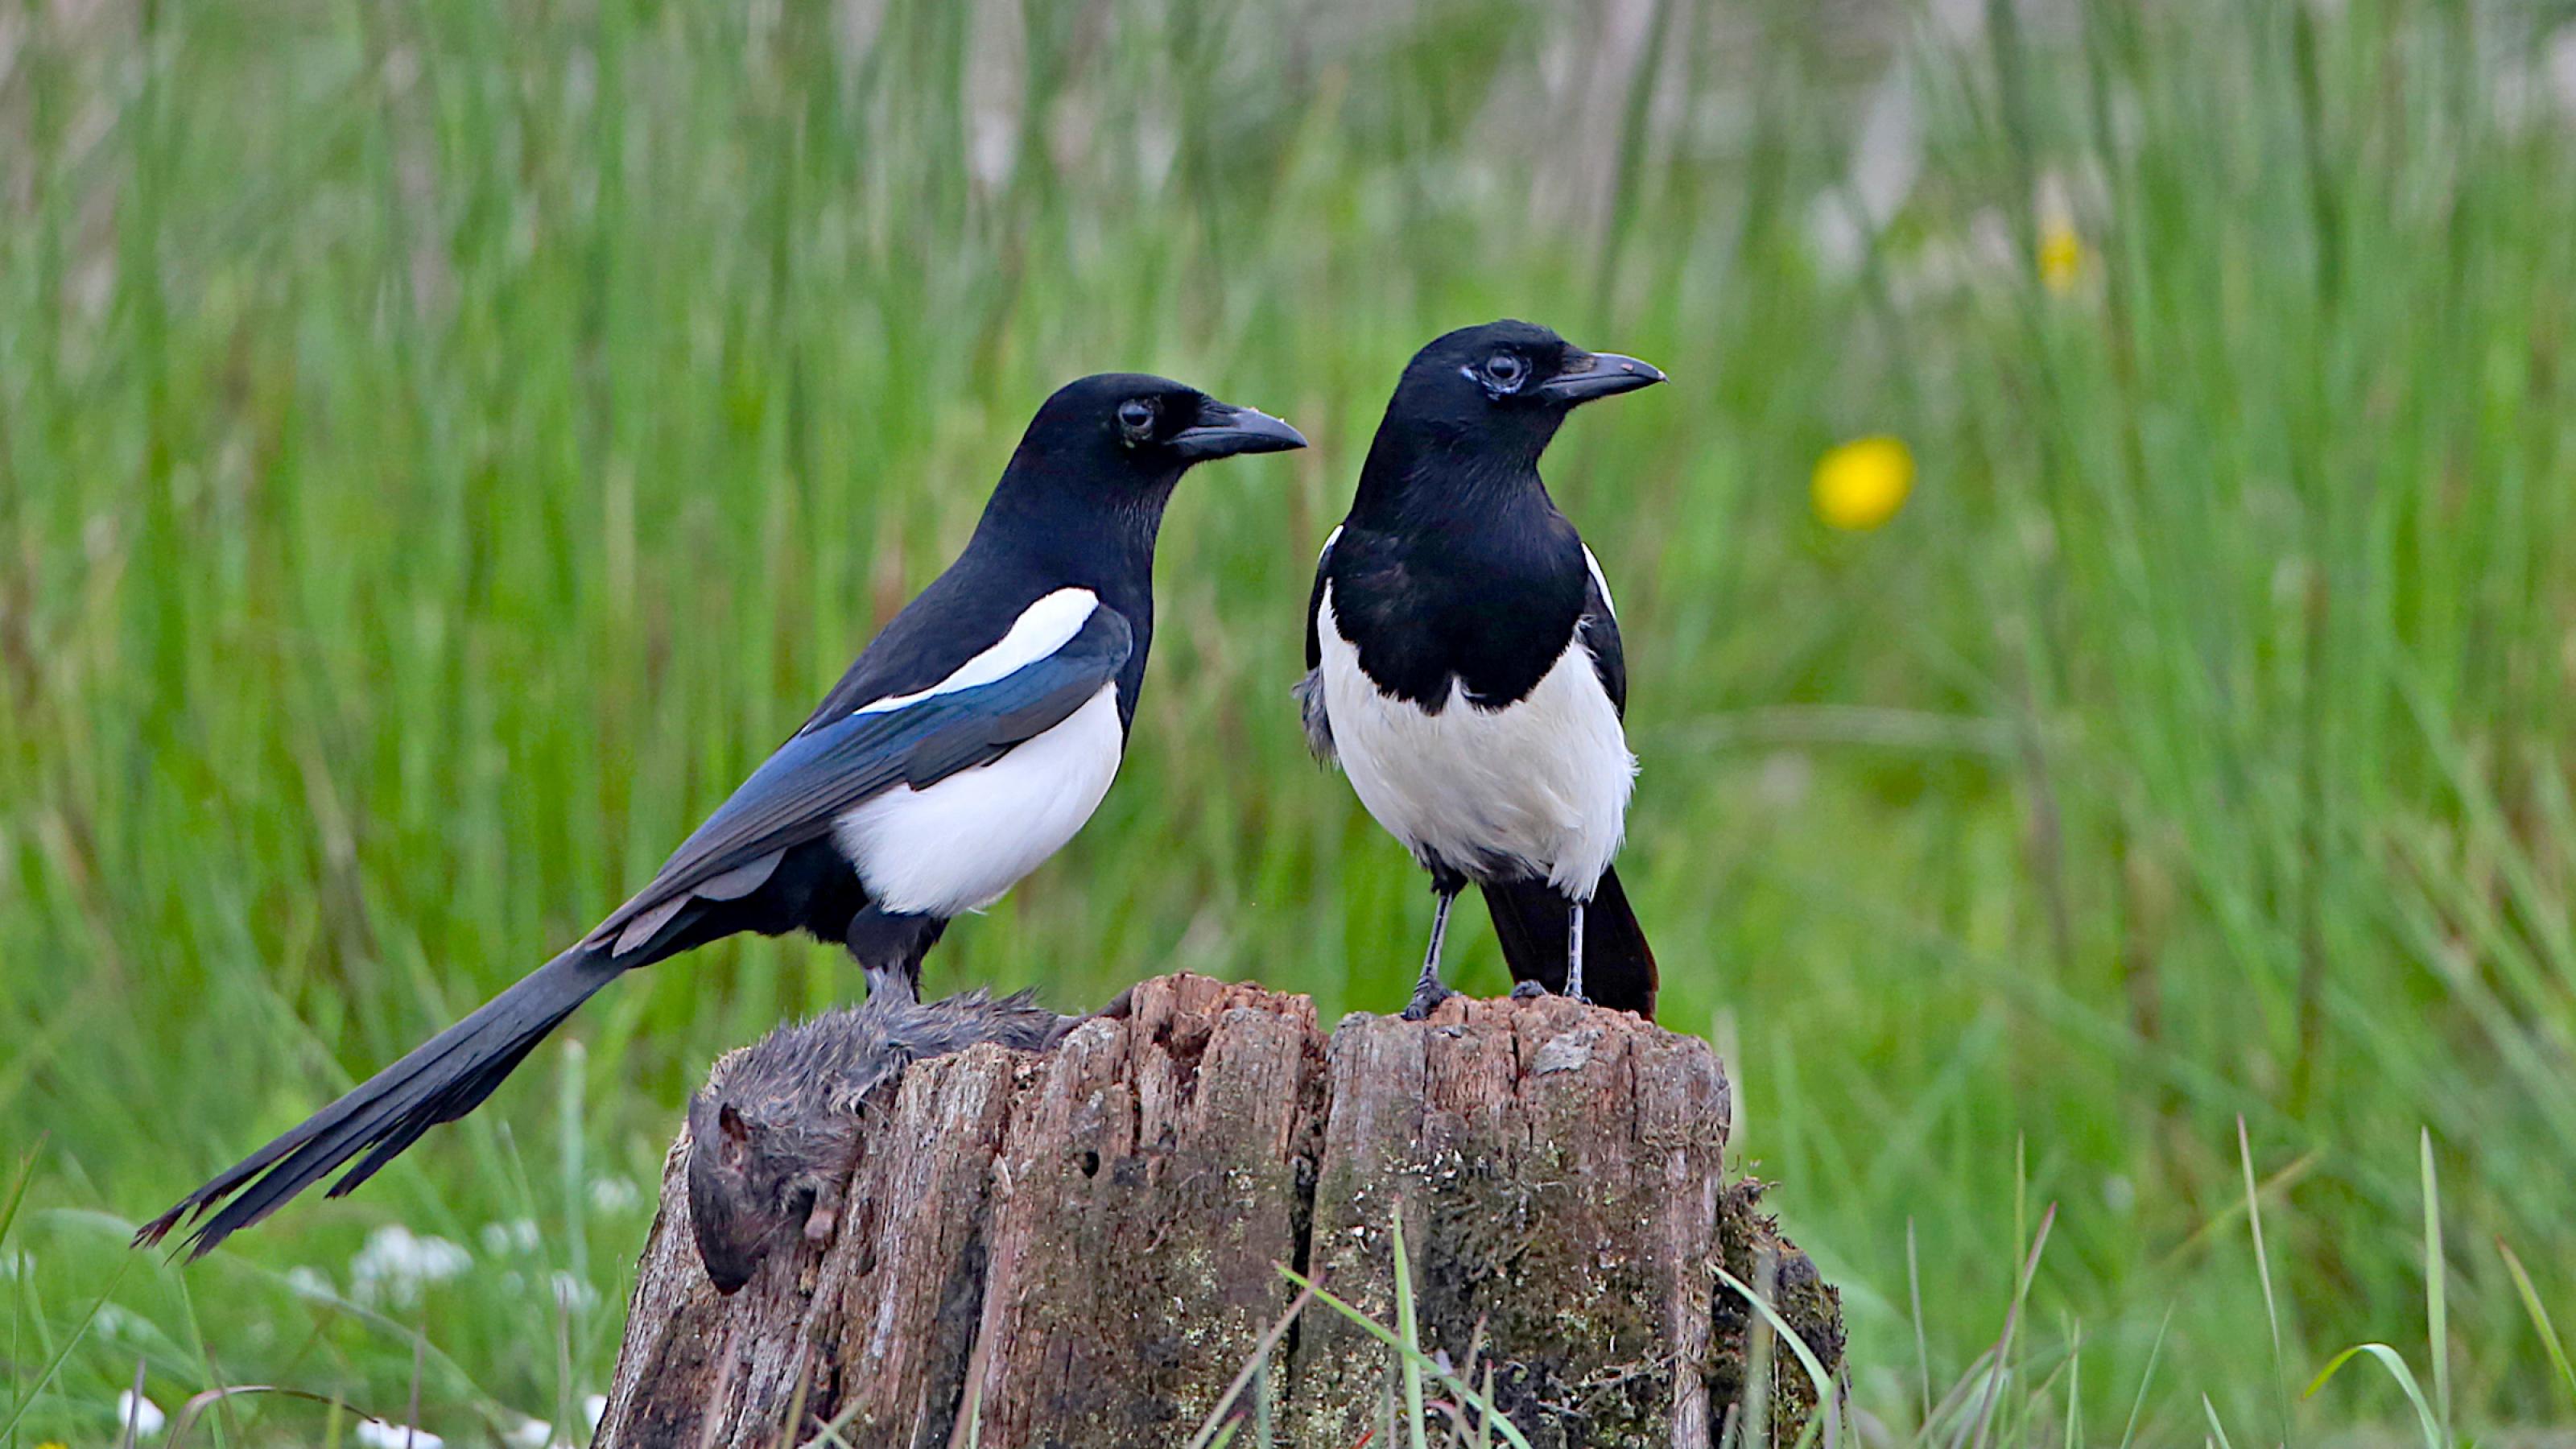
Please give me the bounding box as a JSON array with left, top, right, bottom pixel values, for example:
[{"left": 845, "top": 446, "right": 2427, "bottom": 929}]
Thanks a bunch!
[
  {"left": 1006, "top": 373, "right": 1307, "bottom": 499},
  {"left": 1381, "top": 320, "right": 1665, "bottom": 462}
]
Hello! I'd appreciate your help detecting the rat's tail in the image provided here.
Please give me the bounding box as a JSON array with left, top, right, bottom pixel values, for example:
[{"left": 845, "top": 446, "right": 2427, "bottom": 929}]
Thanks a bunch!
[
  {"left": 1481, "top": 865, "right": 1659, "bottom": 1020},
  {"left": 136, "top": 944, "right": 625, "bottom": 1258}
]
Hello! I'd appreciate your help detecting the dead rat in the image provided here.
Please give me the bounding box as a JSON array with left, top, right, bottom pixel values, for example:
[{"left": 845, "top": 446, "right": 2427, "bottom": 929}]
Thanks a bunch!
[{"left": 685, "top": 972, "right": 1078, "bottom": 1293}]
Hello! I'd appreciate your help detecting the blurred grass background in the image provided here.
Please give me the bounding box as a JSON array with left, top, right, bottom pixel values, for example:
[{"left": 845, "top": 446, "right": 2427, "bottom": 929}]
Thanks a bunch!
[{"left": 6, "top": 0, "right": 2576, "bottom": 1441}]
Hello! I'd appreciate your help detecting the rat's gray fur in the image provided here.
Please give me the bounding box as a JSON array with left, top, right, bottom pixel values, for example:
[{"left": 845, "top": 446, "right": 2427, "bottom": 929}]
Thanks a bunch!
[{"left": 685, "top": 980, "right": 1075, "bottom": 1294}]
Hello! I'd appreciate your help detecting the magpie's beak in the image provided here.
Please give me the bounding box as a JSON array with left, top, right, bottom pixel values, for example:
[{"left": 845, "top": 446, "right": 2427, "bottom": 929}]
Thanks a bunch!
[
  {"left": 1171, "top": 401, "right": 1308, "bottom": 461},
  {"left": 1540, "top": 350, "right": 1666, "bottom": 405}
]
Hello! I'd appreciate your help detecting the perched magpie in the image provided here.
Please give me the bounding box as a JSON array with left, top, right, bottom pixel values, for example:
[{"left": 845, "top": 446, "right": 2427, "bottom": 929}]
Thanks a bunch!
[
  {"left": 138, "top": 374, "right": 1303, "bottom": 1257},
  {"left": 1298, "top": 320, "right": 1662, "bottom": 1021}
]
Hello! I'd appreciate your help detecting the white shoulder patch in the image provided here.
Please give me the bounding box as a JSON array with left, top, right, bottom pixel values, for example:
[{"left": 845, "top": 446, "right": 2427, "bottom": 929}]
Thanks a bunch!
[
  {"left": 855, "top": 587, "right": 1101, "bottom": 716},
  {"left": 1580, "top": 544, "right": 1616, "bottom": 619},
  {"left": 1319, "top": 523, "right": 1344, "bottom": 564}
]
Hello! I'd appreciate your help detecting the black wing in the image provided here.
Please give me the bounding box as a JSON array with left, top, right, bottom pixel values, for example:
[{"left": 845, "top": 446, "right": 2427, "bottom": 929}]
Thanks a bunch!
[
  {"left": 588, "top": 606, "right": 1133, "bottom": 952},
  {"left": 1576, "top": 544, "right": 1626, "bottom": 719}
]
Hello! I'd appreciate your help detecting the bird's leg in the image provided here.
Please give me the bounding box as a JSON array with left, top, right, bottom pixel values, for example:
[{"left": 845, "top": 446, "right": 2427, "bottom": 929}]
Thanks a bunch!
[
  {"left": 846, "top": 906, "right": 941, "bottom": 1008},
  {"left": 861, "top": 961, "right": 918, "bottom": 1009},
  {"left": 1563, "top": 899, "right": 1589, "bottom": 1005},
  {"left": 1400, "top": 889, "right": 1459, "bottom": 1021}
]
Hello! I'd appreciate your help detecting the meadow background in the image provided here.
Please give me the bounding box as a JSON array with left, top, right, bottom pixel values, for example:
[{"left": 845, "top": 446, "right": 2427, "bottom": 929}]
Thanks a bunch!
[{"left": 6, "top": 0, "right": 2576, "bottom": 1442}]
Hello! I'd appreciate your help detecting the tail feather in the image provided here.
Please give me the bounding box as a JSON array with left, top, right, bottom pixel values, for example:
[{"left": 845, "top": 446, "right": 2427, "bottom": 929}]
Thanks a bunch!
[
  {"left": 136, "top": 947, "right": 623, "bottom": 1258},
  {"left": 1480, "top": 865, "right": 1659, "bottom": 1020}
]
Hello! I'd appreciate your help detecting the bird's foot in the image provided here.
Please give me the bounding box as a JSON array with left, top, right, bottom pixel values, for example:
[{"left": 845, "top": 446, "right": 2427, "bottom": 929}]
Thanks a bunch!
[
  {"left": 1399, "top": 978, "right": 1458, "bottom": 1022},
  {"left": 861, "top": 963, "right": 919, "bottom": 1010},
  {"left": 1504, "top": 980, "right": 1593, "bottom": 1005}
]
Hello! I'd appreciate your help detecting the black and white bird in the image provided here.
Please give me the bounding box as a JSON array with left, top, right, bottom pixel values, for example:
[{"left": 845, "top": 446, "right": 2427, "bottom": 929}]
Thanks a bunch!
[
  {"left": 138, "top": 374, "right": 1303, "bottom": 1257},
  {"left": 1298, "top": 320, "right": 1662, "bottom": 1021}
]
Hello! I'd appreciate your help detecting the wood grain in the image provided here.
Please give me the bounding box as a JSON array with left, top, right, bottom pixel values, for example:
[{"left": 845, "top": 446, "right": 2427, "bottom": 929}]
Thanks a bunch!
[{"left": 594, "top": 975, "right": 1840, "bottom": 1449}]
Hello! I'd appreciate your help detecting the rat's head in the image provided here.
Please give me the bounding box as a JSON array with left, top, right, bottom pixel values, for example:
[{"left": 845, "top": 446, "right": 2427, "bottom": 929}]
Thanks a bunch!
[{"left": 685, "top": 1095, "right": 807, "bottom": 1294}]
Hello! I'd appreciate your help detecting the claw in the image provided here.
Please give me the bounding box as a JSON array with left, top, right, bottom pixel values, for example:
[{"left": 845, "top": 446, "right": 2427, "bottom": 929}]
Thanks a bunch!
[
  {"left": 1509, "top": 980, "right": 1548, "bottom": 1001},
  {"left": 1399, "top": 980, "right": 1457, "bottom": 1022}
]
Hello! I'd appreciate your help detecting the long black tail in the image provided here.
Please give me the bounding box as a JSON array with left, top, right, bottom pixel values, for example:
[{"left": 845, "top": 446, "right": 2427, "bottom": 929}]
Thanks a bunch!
[
  {"left": 136, "top": 945, "right": 625, "bottom": 1258},
  {"left": 1481, "top": 865, "right": 1659, "bottom": 1020}
]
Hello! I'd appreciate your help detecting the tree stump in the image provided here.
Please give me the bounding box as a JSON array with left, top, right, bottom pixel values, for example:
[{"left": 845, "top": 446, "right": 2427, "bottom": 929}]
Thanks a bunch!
[{"left": 594, "top": 974, "right": 1843, "bottom": 1449}]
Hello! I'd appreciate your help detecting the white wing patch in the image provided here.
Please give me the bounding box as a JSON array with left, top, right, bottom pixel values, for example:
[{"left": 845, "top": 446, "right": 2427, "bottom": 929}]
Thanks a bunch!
[
  {"left": 1581, "top": 544, "right": 1616, "bottom": 618},
  {"left": 855, "top": 588, "right": 1100, "bottom": 716},
  {"left": 1316, "top": 586, "right": 1633, "bottom": 898},
  {"left": 832, "top": 684, "right": 1125, "bottom": 917}
]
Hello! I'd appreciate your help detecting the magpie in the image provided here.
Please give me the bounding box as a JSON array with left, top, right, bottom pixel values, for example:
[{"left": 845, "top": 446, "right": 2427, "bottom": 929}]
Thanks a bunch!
[
  {"left": 138, "top": 374, "right": 1303, "bottom": 1257},
  {"left": 1297, "top": 320, "right": 1662, "bottom": 1021}
]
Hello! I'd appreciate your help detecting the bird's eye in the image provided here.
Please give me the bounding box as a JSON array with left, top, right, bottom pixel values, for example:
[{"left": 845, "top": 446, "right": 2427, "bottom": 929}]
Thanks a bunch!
[
  {"left": 1117, "top": 398, "right": 1157, "bottom": 440},
  {"left": 1484, "top": 353, "right": 1526, "bottom": 390}
]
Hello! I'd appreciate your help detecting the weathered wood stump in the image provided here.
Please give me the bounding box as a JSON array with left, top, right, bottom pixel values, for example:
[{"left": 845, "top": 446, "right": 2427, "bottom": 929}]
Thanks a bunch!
[{"left": 595, "top": 974, "right": 1843, "bottom": 1448}]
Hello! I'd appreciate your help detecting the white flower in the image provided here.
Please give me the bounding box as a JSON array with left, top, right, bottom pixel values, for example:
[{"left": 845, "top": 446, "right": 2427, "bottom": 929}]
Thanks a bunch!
[
  {"left": 588, "top": 1175, "right": 642, "bottom": 1214},
  {"left": 353, "top": 1421, "right": 444, "bottom": 1449},
  {"left": 349, "top": 1225, "right": 471, "bottom": 1309},
  {"left": 481, "top": 1218, "right": 542, "bottom": 1255},
  {"left": 583, "top": 1395, "right": 608, "bottom": 1429},
  {"left": 115, "top": 1390, "right": 167, "bottom": 1438},
  {"left": 551, "top": 1272, "right": 601, "bottom": 1312},
  {"left": 93, "top": 1303, "right": 148, "bottom": 1341},
  {"left": 505, "top": 1416, "right": 556, "bottom": 1448},
  {"left": 286, "top": 1266, "right": 336, "bottom": 1300}
]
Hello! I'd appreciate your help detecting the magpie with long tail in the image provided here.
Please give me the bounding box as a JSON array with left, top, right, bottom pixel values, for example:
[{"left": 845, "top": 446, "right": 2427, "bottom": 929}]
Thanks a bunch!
[
  {"left": 1297, "top": 320, "right": 1662, "bottom": 1021},
  {"left": 138, "top": 374, "right": 1303, "bottom": 1258}
]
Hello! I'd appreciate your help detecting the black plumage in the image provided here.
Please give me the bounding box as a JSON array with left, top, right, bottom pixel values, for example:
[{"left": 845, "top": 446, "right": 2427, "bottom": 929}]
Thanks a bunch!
[
  {"left": 1299, "top": 320, "right": 1662, "bottom": 1019},
  {"left": 138, "top": 374, "right": 1302, "bottom": 1258}
]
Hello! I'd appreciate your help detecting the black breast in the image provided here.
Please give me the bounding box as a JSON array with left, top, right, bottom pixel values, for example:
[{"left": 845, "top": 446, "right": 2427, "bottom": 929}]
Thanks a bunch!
[{"left": 1324, "top": 507, "right": 1587, "bottom": 712}]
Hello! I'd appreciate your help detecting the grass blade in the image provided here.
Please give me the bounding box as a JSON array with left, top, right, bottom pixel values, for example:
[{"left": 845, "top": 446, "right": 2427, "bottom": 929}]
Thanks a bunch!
[
  {"left": 1909, "top": 1218, "right": 1931, "bottom": 1432},
  {"left": 2112, "top": 1310, "right": 2174, "bottom": 1443},
  {"left": 2062, "top": 1321, "right": 2082, "bottom": 1449},
  {"left": 1278, "top": 1265, "right": 1536, "bottom": 1449},
  {"left": 2238, "top": 1117, "right": 2292, "bottom": 1448},
  {"left": 1968, "top": 1203, "right": 2055, "bottom": 1449},
  {"left": 0, "top": 1140, "right": 41, "bottom": 1250},
  {"left": 2420, "top": 1129, "right": 2450, "bottom": 1441},
  {"left": 164, "top": 1385, "right": 404, "bottom": 1449},
  {"left": 1392, "top": 1216, "right": 1428, "bottom": 1449},
  {"left": 1185, "top": 1286, "right": 1312, "bottom": 1449},
  {"left": 0, "top": 1255, "right": 134, "bottom": 1439},
  {"left": 116, "top": 1356, "right": 147, "bottom": 1449},
  {"left": 2305, "top": 1344, "right": 2442, "bottom": 1449},
  {"left": 1713, "top": 1262, "right": 1842, "bottom": 1449},
  {"left": 2200, "top": 1393, "right": 2237, "bottom": 1449},
  {"left": 2496, "top": 1238, "right": 2576, "bottom": 1410}
]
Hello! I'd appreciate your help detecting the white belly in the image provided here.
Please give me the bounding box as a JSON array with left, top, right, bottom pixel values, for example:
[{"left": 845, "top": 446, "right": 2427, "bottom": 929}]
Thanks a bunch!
[
  {"left": 1318, "top": 592, "right": 1633, "bottom": 896},
  {"left": 831, "top": 684, "right": 1125, "bottom": 917}
]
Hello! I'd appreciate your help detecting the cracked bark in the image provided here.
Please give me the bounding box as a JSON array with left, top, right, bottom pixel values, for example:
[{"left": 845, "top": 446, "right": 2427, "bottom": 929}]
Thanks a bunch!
[{"left": 594, "top": 974, "right": 1843, "bottom": 1449}]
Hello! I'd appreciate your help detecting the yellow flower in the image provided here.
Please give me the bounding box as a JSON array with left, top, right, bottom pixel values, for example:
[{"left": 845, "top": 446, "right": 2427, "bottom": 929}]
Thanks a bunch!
[
  {"left": 1812, "top": 436, "right": 1915, "bottom": 531},
  {"left": 2037, "top": 218, "right": 2085, "bottom": 295}
]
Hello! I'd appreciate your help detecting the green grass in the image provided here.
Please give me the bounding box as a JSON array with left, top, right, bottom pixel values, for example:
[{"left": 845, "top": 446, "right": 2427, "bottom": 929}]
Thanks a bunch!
[{"left": 5, "top": 0, "right": 2576, "bottom": 1441}]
